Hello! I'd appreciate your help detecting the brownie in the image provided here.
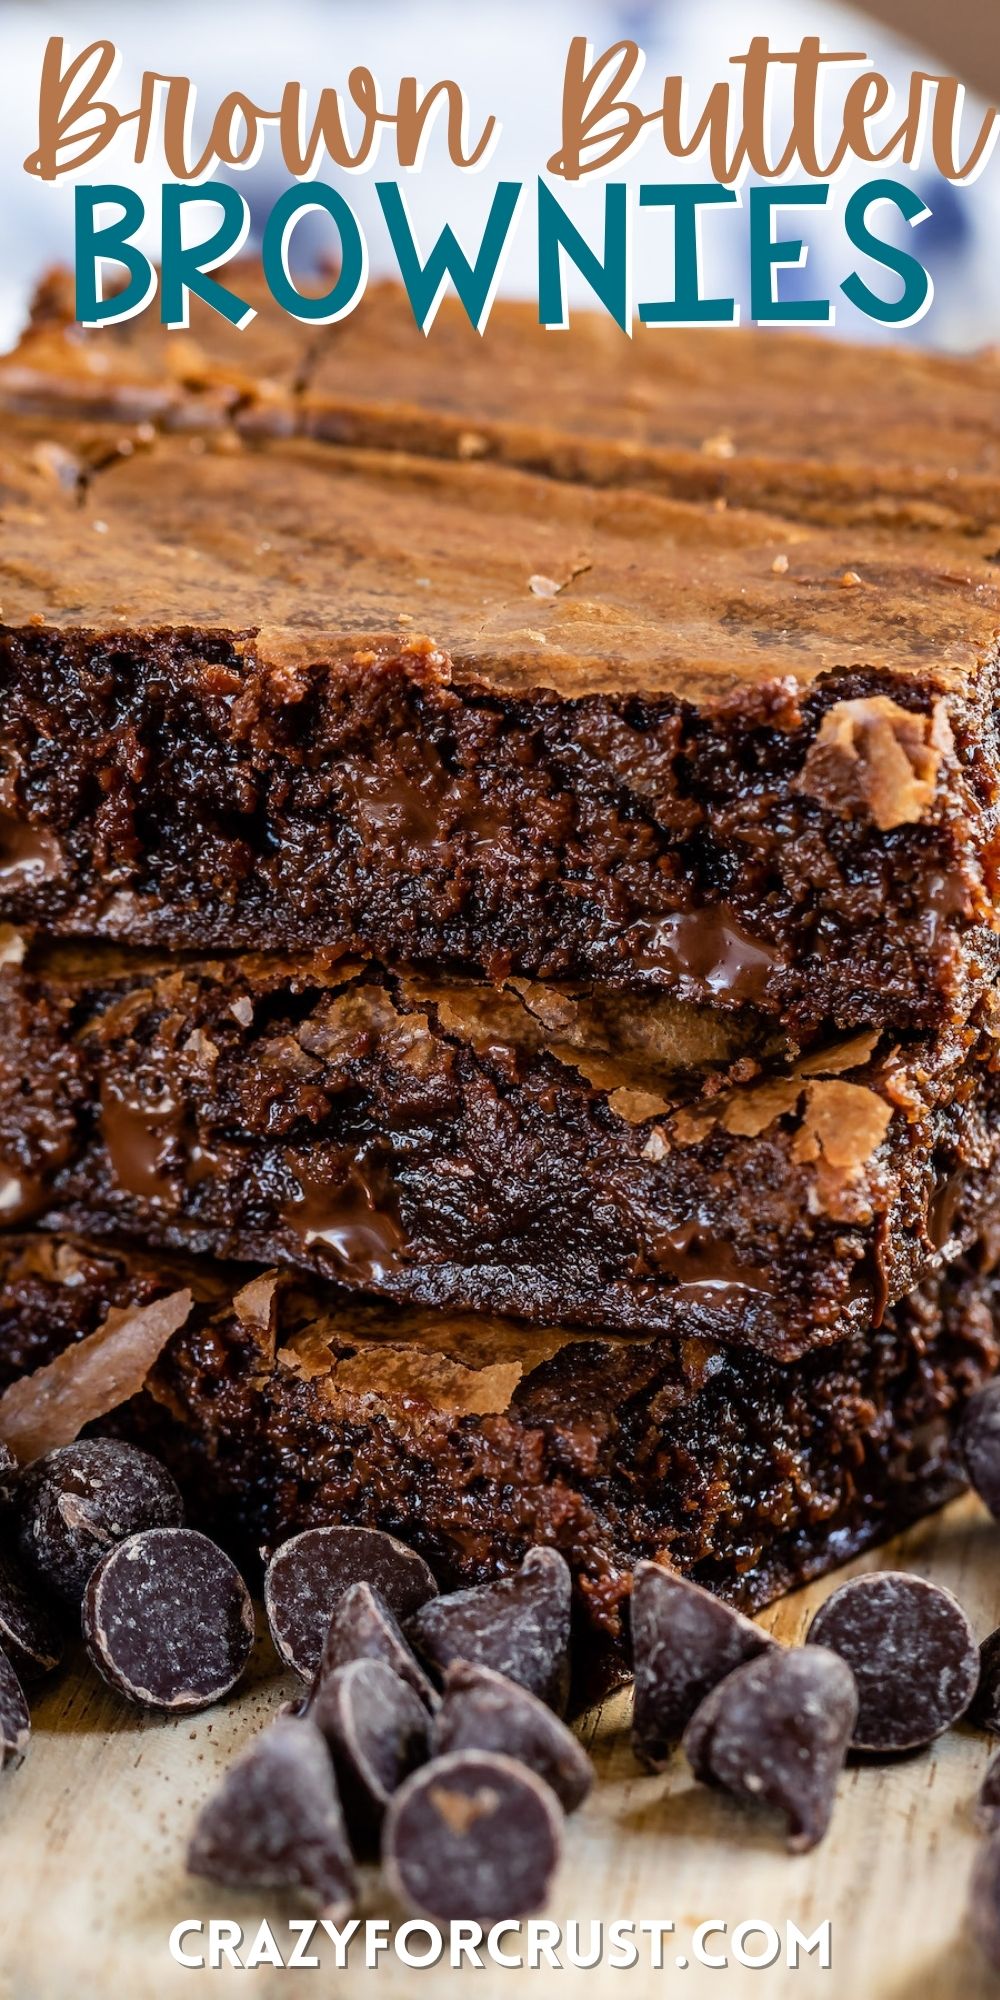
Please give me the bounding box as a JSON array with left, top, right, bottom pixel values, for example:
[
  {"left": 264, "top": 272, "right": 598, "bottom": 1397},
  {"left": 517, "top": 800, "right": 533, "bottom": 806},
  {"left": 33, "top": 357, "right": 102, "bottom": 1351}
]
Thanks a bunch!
[
  {"left": 6, "top": 267, "right": 1000, "bottom": 532},
  {"left": 297, "top": 293, "right": 1000, "bottom": 536},
  {"left": 1, "top": 942, "right": 997, "bottom": 1359},
  {"left": 1, "top": 1230, "right": 997, "bottom": 1689},
  {"left": 0, "top": 398, "right": 999, "bottom": 1031}
]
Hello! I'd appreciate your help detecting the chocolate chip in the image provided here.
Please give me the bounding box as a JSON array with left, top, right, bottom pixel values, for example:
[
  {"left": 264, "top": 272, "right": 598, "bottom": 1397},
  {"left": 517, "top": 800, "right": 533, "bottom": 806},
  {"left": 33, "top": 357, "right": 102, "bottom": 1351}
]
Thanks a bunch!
[
  {"left": 436, "top": 1661, "right": 592, "bottom": 1812},
  {"left": 0, "top": 1648, "right": 30, "bottom": 1772},
  {"left": 959, "top": 1379, "right": 1000, "bottom": 1517},
  {"left": 630, "top": 1563, "right": 776, "bottom": 1770},
  {"left": 16, "top": 1440, "right": 184, "bottom": 1606},
  {"left": 312, "top": 1580, "right": 438, "bottom": 1711},
  {"left": 264, "top": 1527, "right": 438, "bottom": 1681},
  {"left": 407, "top": 1548, "right": 572, "bottom": 1713},
  {"left": 977, "top": 1749, "right": 1000, "bottom": 1832},
  {"left": 0, "top": 1441, "right": 16, "bottom": 1486},
  {"left": 0, "top": 1551, "right": 62, "bottom": 1680},
  {"left": 806, "top": 1571, "right": 979, "bottom": 1751},
  {"left": 970, "top": 1630, "right": 1000, "bottom": 1733},
  {"left": 382, "top": 1749, "right": 563, "bottom": 1922},
  {"left": 311, "top": 1658, "right": 431, "bottom": 1850},
  {"left": 188, "top": 1714, "right": 356, "bottom": 1916},
  {"left": 684, "top": 1645, "right": 857, "bottom": 1852},
  {"left": 82, "top": 1527, "right": 254, "bottom": 1711},
  {"left": 970, "top": 1831, "right": 1000, "bottom": 1969}
]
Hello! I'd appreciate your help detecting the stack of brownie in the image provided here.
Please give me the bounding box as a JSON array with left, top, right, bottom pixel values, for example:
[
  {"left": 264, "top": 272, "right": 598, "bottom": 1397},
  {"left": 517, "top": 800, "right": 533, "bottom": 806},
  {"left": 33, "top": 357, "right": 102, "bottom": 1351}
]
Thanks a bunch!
[{"left": 1, "top": 268, "right": 1000, "bottom": 1684}]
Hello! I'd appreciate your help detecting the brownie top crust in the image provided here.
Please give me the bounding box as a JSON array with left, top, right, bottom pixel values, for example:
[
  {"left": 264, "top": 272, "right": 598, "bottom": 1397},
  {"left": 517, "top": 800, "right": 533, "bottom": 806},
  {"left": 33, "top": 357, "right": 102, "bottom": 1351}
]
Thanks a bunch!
[
  {"left": 2, "top": 274, "right": 1000, "bottom": 702},
  {"left": 1, "top": 407, "right": 1000, "bottom": 703},
  {"left": 6, "top": 265, "right": 1000, "bottom": 532},
  {"left": 5, "top": 376, "right": 1000, "bottom": 704}
]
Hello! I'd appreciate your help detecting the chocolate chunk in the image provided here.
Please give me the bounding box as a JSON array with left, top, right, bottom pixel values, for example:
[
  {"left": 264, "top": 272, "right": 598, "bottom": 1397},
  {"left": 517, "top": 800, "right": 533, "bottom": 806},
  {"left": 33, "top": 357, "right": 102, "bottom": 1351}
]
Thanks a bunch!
[
  {"left": 0, "top": 1648, "right": 30, "bottom": 1771},
  {"left": 959, "top": 1379, "right": 1000, "bottom": 1517},
  {"left": 806, "top": 1571, "right": 979, "bottom": 1751},
  {"left": 312, "top": 1580, "right": 438, "bottom": 1711},
  {"left": 630, "top": 1563, "right": 776, "bottom": 1769},
  {"left": 407, "top": 1548, "right": 572, "bottom": 1714},
  {"left": 970, "top": 1832, "right": 1000, "bottom": 1969},
  {"left": 382, "top": 1749, "right": 564, "bottom": 1922},
  {"left": 311, "top": 1658, "right": 431, "bottom": 1849},
  {"left": 0, "top": 1440, "right": 16, "bottom": 1486},
  {"left": 683, "top": 1645, "right": 857, "bottom": 1852},
  {"left": 970, "top": 1630, "right": 1000, "bottom": 1734},
  {"left": 82, "top": 1527, "right": 254, "bottom": 1711},
  {"left": 435, "top": 1661, "right": 592, "bottom": 1812},
  {"left": 188, "top": 1714, "right": 356, "bottom": 1916},
  {"left": 264, "top": 1526, "right": 438, "bottom": 1681},
  {"left": 976, "top": 1749, "right": 1000, "bottom": 1831},
  {"left": 0, "top": 1551, "right": 62, "bottom": 1680},
  {"left": 16, "top": 1439, "right": 184, "bottom": 1605}
]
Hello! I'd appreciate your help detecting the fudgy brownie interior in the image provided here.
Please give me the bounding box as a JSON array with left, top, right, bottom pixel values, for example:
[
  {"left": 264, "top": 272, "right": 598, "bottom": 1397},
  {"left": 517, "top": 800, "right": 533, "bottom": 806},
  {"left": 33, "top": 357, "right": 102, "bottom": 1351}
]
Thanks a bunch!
[{"left": 1, "top": 941, "right": 997, "bottom": 1358}]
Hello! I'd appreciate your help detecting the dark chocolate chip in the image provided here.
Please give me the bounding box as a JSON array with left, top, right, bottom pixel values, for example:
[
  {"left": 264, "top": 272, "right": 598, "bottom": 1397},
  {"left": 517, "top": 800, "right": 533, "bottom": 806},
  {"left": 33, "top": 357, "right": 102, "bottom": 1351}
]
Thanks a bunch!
[
  {"left": 264, "top": 1527, "right": 438, "bottom": 1681},
  {"left": 16, "top": 1440, "right": 184, "bottom": 1606},
  {"left": 970, "top": 1831, "right": 1000, "bottom": 1969},
  {"left": 82, "top": 1527, "right": 254, "bottom": 1712},
  {"left": 630, "top": 1563, "right": 776, "bottom": 1770},
  {"left": 188, "top": 1714, "right": 356, "bottom": 1916},
  {"left": 0, "top": 1648, "right": 30, "bottom": 1772},
  {"left": 969, "top": 1629, "right": 1000, "bottom": 1733},
  {"left": 0, "top": 1441, "right": 16, "bottom": 1486},
  {"left": 959, "top": 1379, "right": 1000, "bottom": 1517},
  {"left": 436, "top": 1660, "right": 592, "bottom": 1812},
  {"left": 382, "top": 1749, "right": 563, "bottom": 1923},
  {"left": 683, "top": 1645, "right": 857, "bottom": 1852},
  {"left": 311, "top": 1658, "right": 431, "bottom": 1850},
  {"left": 977, "top": 1749, "right": 1000, "bottom": 1832},
  {"left": 806, "top": 1571, "right": 979, "bottom": 1752},
  {"left": 311, "top": 1580, "right": 438, "bottom": 1711},
  {"left": 406, "top": 1548, "right": 572, "bottom": 1714},
  {"left": 0, "top": 1551, "right": 63, "bottom": 1680}
]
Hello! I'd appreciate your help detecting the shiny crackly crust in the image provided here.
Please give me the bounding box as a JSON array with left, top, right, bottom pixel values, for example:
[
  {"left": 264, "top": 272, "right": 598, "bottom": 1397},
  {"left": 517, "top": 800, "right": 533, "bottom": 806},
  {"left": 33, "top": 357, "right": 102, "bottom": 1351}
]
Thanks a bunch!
[
  {"left": 1, "top": 942, "right": 998, "bottom": 1359},
  {"left": 7, "top": 265, "right": 1000, "bottom": 532},
  {"left": 0, "top": 1230, "right": 997, "bottom": 1694}
]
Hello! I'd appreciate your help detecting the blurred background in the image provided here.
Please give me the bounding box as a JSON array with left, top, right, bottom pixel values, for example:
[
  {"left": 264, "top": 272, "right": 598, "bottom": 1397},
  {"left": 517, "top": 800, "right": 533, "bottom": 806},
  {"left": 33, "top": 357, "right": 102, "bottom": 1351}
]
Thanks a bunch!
[{"left": 1, "top": 0, "right": 998, "bottom": 351}]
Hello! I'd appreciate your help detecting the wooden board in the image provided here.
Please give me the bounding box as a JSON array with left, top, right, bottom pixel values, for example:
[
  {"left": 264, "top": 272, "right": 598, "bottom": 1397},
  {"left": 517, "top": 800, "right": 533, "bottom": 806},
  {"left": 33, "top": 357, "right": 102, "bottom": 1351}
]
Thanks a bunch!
[{"left": 1, "top": 1493, "right": 998, "bottom": 2000}]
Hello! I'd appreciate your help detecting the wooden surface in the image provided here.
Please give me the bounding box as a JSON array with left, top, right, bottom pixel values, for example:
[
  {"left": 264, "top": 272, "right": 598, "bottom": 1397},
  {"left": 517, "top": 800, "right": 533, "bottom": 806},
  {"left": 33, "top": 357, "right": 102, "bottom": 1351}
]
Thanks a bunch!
[{"left": 1, "top": 1495, "right": 998, "bottom": 1999}]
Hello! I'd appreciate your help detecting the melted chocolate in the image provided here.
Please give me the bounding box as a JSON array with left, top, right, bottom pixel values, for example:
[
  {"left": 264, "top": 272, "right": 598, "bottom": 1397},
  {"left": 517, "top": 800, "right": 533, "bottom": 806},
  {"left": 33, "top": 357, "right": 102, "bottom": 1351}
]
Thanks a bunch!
[
  {"left": 338, "top": 736, "right": 450, "bottom": 850},
  {"left": 290, "top": 1159, "right": 407, "bottom": 1286},
  {"left": 644, "top": 1218, "right": 776, "bottom": 1308},
  {"left": 99, "top": 1077, "right": 179, "bottom": 1202},
  {"left": 633, "top": 908, "right": 781, "bottom": 1006},
  {"left": 928, "top": 1168, "right": 966, "bottom": 1254},
  {"left": 0, "top": 814, "right": 61, "bottom": 887},
  {"left": 0, "top": 1168, "right": 48, "bottom": 1225}
]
